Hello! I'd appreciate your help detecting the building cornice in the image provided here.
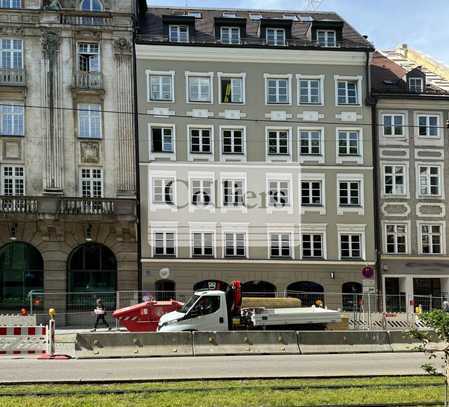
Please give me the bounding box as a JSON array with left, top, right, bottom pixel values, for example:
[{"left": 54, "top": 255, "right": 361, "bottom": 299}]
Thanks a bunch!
[{"left": 136, "top": 44, "right": 368, "bottom": 65}]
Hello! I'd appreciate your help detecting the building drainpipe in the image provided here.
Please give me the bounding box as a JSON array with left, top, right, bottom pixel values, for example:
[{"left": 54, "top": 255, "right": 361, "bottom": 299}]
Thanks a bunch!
[
  {"left": 132, "top": 16, "right": 143, "bottom": 295},
  {"left": 365, "top": 49, "right": 383, "bottom": 309}
]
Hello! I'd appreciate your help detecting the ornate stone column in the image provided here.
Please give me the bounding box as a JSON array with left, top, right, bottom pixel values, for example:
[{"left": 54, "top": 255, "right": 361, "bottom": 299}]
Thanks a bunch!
[
  {"left": 113, "top": 37, "right": 136, "bottom": 196},
  {"left": 41, "top": 30, "right": 64, "bottom": 193}
]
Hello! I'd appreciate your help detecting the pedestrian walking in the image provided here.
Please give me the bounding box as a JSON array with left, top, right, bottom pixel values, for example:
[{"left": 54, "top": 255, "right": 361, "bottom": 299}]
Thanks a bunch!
[
  {"left": 91, "top": 298, "right": 111, "bottom": 332},
  {"left": 443, "top": 301, "right": 449, "bottom": 312}
]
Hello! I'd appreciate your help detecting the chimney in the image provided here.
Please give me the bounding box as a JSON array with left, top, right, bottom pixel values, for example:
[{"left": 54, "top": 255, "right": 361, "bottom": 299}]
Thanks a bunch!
[{"left": 399, "top": 43, "right": 408, "bottom": 57}]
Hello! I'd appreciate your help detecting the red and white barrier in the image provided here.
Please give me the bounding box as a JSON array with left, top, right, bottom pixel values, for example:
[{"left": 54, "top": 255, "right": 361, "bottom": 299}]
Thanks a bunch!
[{"left": 0, "top": 325, "right": 47, "bottom": 355}]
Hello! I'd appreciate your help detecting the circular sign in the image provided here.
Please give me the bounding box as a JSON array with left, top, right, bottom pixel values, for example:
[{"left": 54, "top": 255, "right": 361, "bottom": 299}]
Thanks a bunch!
[{"left": 362, "top": 266, "right": 374, "bottom": 279}]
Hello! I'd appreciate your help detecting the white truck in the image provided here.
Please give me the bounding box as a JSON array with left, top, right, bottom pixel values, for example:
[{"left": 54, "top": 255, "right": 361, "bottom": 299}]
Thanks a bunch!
[{"left": 158, "top": 281, "right": 341, "bottom": 332}]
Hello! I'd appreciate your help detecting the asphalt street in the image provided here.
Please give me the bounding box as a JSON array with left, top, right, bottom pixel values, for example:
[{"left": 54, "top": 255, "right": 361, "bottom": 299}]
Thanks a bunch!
[{"left": 0, "top": 352, "right": 439, "bottom": 383}]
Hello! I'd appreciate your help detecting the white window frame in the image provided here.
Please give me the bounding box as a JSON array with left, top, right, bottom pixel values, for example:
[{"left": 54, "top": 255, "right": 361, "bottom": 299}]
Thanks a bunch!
[
  {"left": 414, "top": 112, "right": 443, "bottom": 147},
  {"left": 334, "top": 75, "right": 362, "bottom": 106},
  {"left": 336, "top": 173, "right": 364, "bottom": 215},
  {"left": 416, "top": 113, "right": 440, "bottom": 138},
  {"left": 78, "top": 103, "right": 102, "bottom": 139},
  {"left": 188, "top": 172, "right": 215, "bottom": 213},
  {"left": 0, "top": 38, "right": 23, "bottom": 69},
  {"left": 298, "top": 127, "right": 325, "bottom": 164},
  {"left": 268, "top": 231, "right": 294, "bottom": 259},
  {"left": 409, "top": 77, "right": 423, "bottom": 93},
  {"left": 217, "top": 72, "right": 246, "bottom": 105},
  {"left": 220, "top": 172, "right": 247, "bottom": 213},
  {"left": 187, "top": 124, "right": 214, "bottom": 161},
  {"left": 265, "top": 127, "right": 292, "bottom": 162},
  {"left": 335, "top": 127, "right": 363, "bottom": 164},
  {"left": 266, "top": 173, "right": 293, "bottom": 214},
  {"left": 221, "top": 223, "right": 249, "bottom": 258},
  {"left": 79, "top": 167, "right": 103, "bottom": 198},
  {"left": 265, "top": 27, "right": 286, "bottom": 46},
  {"left": 0, "top": 102, "right": 24, "bottom": 136},
  {"left": 299, "top": 173, "right": 326, "bottom": 215},
  {"left": 150, "top": 222, "right": 178, "bottom": 257},
  {"left": 189, "top": 223, "right": 217, "bottom": 258},
  {"left": 149, "top": 170, "right": 177, "bottom": 211},
  {"left": 381, "top": 113, "right": 406, "bottom": 138},
  {"left": 146, "top": 70, "right": 175, "bottom": 103},
  {"left": 148, "top": 123, "right": 176, "bottom": 161},
  {"left": 1, "top": 164, "right": 24, "bottom": 196},
  {"left": 0, "top": 0, "right": 22, "bottom": 9},
  {"left": 382, "top": 163, "right": 408, "bottom": 198},
  {"left": 337, "top": 224, "right": 366, "bottom": 261},
  {"left": 219, "top": 125, "right": 246, "bottom": 162},
  {"left": 169, "top": 24, "right": 189, "bottom": 43},
  {"left": 264, "top": 74, "right": 292, "bottom": 105},
  {"left": 417, "top": 221, "right": 446, "bottom": 255},
  {"left": 77, "top": 42, "right": 100, "bottom": 72},
  {"left": 383, "top": 222, "right": 410, "bottom": 255},
  {"left": 185, "top": 71, "right": 214, "bottom": 104},
  {"left": 296, "top": 74, "right": 324, "bottom": 106},
  {"left": 299, "top": 224, "right": 327, "bottom": 260},
  {"left": 220, "top": 26, "right": 241, "bottom": 44},
  {"left": 316, "top": 29, "right": 337, "bottom": 47},
  {"left": 416, "top": 163, "right": 444, "bottom": 199}
]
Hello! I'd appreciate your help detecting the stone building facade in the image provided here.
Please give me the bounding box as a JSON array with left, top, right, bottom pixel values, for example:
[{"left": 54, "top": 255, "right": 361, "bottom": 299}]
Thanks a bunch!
[
  {"left": 136, "top": 7, "right": 376, "bottom": 309},
  {"left": 0, "top": 0, "right": 138, "bottom": 321}
]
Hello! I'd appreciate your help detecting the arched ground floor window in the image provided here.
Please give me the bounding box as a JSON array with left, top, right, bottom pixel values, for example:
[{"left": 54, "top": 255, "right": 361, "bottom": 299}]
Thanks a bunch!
[
  {"left": 241, "top": 280, "right": 276, "bottom": 297},
  {"left": 287, "top": 281, "right": 324, "bottom": 307},
  {"left": 342, "top": 282, "right": 363, "bottom": 312}
]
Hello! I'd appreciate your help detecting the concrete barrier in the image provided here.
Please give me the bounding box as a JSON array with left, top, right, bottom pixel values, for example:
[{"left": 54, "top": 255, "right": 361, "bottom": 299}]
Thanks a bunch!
[
  {"left": 298, "top": 330, "right": 392, "bottom": 354},
  {"left": 193, "top": 331, "right": 300, "bottom": 356},
  {"left": 75, "top": 332, "right": 193, "bottom": 359},
  {"left": 388, "top": 330, "right": 444, "bottom": 352}
]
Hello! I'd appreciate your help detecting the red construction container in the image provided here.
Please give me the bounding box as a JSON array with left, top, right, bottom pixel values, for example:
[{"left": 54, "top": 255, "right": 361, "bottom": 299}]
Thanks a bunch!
[{"left": 112, "top": 300, "right": 183, "bottom": 332}]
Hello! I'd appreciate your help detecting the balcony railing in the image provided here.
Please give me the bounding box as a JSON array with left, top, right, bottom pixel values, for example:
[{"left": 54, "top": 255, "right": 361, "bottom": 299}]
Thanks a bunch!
[
  {"left": 61, "top": 11, "right": 112, "bottom": 27},
  {"left": 0, "top": 68, "right": 25, "bottom": 86},
  {"left": 0, "top": 197, "right": 39, "bottom": 214},
  {"left": 0, "top": 196, "right": 136, "bottom": 218},
  {"left": 75, "top": 71, "right": 103, "bottom": 90}
]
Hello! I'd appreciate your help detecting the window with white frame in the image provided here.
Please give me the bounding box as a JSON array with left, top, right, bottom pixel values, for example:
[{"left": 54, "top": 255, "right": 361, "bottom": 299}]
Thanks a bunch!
[
  {"left": 78, "top": 42, "right": 100, "bottom": 72},
  {"left": 301, "top": 180, "right": 322, "bottom": 206},
  {"left": 220, "top": 26, "right": 241, "bottom": 44},
  {"left": 383, "top": 114, "right": 404, "bottom": 137},
  {"left": 78, "top": 104, "right": 102, "bottom": 139},
  {"left": 385, "top": 224, "right": 407, "bottom": 254},
  {"left": 0, "top": 0, "right": 22, "bottom": 8},
  {"left": 267, "top": 129, "right": 289, "bottom": 155},
  {"left": 0, "top": 39, "right": 22, "bottom": 69},
  {"left": 80, "top": 0, "right": 103, "bottom": 11},
  {"left": 222, "top": 179, "right": 244, "bottom": 207},
  {"left": 266, "top": 28, "right": 286, "bottom": 46},
  {"left": 418, "top": 165, "right": 441, "bottom": 196},
  {"left": 1, "top": 165, "right": 24, "bottom": 195},
  {"left": 188, "top": 75, "right": 212, "bottom": 103},
  {"left": 192, "top": 232, "right": 214, "bottom": 257},
  {"left": 337, "top": 79, "right": 359, "bottom": 105},
  {"left": 169, "top": 25, "right": 189, "bottom": 43},
  {"left": 339, "top": 180, "right": 361, "bottom": 206},
  {"left": 154, "top": 231, "right": 176, "bottom": 256},
  {"left": 190, "top": 127, "right": 212, "bottom": 154},
  {"left": 224, "top": 232, "right": 246, "bottom": 257},
  {"left": 316, "top": 30, "right": 336, "bottom": 47},
  {"left": 266, "top": 77, "right": 289, "bottom": 104},
  {"left": 420, "top": 224, "right": 442, "bottom": 254},
  {"left": 80, "top": 168, "right": 103, "bottom": 198},
  {"left": 222, "top": 128, "right": 244, "bottom": 155},
  {"left": 298, "top": 78, "right": 322, "bottom": 104},
  {"left": 268, "top": 180, "right": 290, "bottom": 208},
  {"left": 148, "top": 73, "right": 174, "bottom": 102},
  {"left": 384, "top": 165, "right": 406, "bottom": 195},
  {"left": 417, "top": 115, "right": 439, "bottom": 137},
  {"left": 152, "top": 178, "right": 175, "bottom": 205},
  {"left": 270, "top": 233, "right": 291, "bottom": 258},
  {"left": 0, "top": 104, "right": 23, "bottom": 136},
  {"left": 338, "top": 130, "right": 360, "bottom": 156},
  {"left": 300, "top": 129, "right": 322, "bottom": 156},
  {"left": 151, "top": 126, "right": 174, "bottom": 153},
  {"left": 220, "top": 76, "right": 244, "bottom": 103},
  {"left": 191, "top": 178, "right": 213, "bottom": 206},
  {"left": 340, "top": 234, "right": 362, "bottom": 259},
  {"left": 302, "top": 234, "right": 323, "bottom": 258},
  {"left": 409, "top": 77, "right": 423, "bottom": 93}
]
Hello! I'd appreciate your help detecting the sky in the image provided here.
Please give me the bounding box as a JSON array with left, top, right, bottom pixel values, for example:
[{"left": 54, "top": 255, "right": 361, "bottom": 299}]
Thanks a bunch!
[{"left": 149, "top": 0, "right": 449, "bottom": 65}]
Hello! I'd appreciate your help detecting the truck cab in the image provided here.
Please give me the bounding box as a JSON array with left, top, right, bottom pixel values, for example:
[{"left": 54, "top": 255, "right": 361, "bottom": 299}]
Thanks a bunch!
[{"left": 158, "top": 290, "right": 228, "bottom": 332}]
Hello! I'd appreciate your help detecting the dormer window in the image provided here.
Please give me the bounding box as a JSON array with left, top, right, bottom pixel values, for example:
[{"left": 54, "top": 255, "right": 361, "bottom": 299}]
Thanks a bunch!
[
  {"left": 220, "top": 26, "right": 241, "bottom": 44},
  {"left": 223, "top": 12, "right": 237, "bottom": 18},
  {"left": 409, "top": 77, "right": 423, "bottom": 93},
  {"left": 0, "top": 0, "right": 21, "bottom": 8},
  {"left": 169, "top": 25, "right": 189, "bottom": 43},
  {"left": 266, "top": 28, "right": 286, "bottom": 46},
  {"left": 317, "top": 30, "right": 337, "bottom": 47}
]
